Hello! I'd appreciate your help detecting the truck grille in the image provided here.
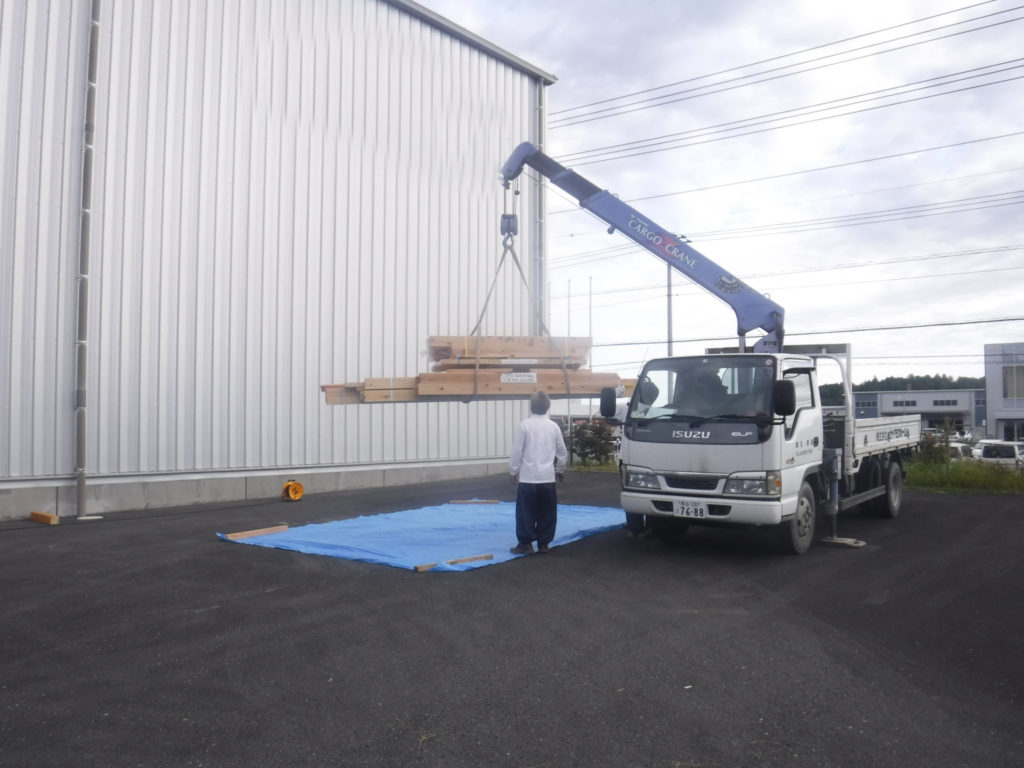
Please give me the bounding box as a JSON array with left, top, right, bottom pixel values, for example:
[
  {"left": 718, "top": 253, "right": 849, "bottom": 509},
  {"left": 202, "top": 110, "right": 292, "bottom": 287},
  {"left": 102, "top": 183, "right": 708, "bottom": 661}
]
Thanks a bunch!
[{"left": 663, "top": 474, "right": 720, "bottom": 491}]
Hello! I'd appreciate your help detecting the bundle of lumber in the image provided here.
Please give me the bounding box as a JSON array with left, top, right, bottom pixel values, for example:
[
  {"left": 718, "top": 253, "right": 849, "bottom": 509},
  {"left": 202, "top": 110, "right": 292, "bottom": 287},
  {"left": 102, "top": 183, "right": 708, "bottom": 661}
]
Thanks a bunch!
[
  {"left": 428, "top": 335, "right": 590, "bottom": 370},
  {"left": 320, "top": 336, "right": 635, "bottom": 404}
]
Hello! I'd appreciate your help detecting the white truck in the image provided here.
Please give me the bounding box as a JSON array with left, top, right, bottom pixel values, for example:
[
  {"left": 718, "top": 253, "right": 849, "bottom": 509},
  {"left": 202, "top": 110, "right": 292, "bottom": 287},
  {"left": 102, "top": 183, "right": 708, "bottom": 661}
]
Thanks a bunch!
[
  {"left": 500, "top": 142, "right": 921, "bottom": 553},
  {"left": 598, "top": 351, "right": 920, "bottom": 553}
]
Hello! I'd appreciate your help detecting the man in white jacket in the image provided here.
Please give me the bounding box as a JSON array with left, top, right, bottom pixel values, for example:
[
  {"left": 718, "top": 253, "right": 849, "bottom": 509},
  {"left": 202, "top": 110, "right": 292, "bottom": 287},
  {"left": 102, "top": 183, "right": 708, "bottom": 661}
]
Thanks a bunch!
[{"left": 509, "top": 390, "right": 569, "bottom": 555}]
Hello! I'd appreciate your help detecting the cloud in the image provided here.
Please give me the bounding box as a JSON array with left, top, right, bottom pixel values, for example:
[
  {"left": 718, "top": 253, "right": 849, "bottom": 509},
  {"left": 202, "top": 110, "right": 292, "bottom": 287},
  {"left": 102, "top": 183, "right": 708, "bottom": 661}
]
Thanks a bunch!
[{"left": 426, "top": 0, "right": 1024, "bottom": 382}]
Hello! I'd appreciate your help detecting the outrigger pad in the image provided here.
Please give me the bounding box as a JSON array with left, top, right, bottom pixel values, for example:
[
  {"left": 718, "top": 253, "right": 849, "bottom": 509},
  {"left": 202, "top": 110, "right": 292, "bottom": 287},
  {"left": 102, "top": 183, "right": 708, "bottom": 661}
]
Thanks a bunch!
[
  {"left": 821, "top": 536, "right": 867, "bottom": 548},
  {"left": 217, "top": 502, "right": 625, "bottom": 571}
]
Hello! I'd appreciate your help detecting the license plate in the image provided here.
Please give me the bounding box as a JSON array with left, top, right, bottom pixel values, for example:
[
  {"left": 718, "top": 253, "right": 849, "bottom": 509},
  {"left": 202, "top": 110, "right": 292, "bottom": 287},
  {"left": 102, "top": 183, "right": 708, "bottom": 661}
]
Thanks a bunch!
[{"left": 672, "top": 500, "right": 707, "bottom": 518}]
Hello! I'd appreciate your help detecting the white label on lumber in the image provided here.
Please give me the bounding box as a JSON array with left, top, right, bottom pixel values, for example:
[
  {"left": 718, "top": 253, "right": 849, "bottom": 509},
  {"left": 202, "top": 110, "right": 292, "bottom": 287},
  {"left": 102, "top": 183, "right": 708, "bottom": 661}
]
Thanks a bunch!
[
  {"left": 500, "top": 372, "right": 538, "bottom": 383},
  {"left": 502, "top": 358, "right": 539, "bottom": 364}
]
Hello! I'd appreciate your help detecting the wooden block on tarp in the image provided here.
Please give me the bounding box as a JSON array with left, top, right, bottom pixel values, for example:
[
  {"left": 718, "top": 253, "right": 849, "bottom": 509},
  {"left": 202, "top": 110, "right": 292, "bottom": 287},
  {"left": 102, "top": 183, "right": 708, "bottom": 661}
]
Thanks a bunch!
[
  {"left": 414, "top": 553, "right": 495, "bottom": 572},
  {"left": 224, "top": 524, "right": 289, "bottom": 541}
]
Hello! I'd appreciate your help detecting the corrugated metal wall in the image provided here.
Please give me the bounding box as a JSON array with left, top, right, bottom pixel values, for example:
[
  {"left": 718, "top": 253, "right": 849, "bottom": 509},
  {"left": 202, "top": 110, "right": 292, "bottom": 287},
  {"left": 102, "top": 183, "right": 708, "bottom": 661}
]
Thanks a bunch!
[
  {"left": 0, "top": 0, "right": 89, "bottom": 480},
  {"left": 0, "top": 0, "right": 549, "bottom": 493}
]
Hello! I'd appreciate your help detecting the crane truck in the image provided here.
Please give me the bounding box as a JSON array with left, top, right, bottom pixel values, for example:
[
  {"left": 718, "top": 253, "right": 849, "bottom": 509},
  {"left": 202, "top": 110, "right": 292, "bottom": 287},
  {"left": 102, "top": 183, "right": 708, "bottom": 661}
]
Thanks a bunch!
[{"left": 500, "top": 141, "right": 921, "bottom": 554}]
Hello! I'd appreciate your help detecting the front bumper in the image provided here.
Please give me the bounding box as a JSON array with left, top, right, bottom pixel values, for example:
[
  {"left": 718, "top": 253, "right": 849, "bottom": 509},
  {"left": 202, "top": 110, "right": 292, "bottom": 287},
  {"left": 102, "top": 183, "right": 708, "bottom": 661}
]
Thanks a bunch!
[{"left": 620, "top": 491, "right": 785, "bottom": 526}]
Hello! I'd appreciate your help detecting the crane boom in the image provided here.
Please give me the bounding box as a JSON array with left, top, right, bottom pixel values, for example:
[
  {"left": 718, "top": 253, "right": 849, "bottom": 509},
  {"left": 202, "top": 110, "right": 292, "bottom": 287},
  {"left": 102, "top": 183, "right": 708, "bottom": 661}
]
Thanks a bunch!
[{"left": 500, "top": 141, "right": 784, "bottom": 352}]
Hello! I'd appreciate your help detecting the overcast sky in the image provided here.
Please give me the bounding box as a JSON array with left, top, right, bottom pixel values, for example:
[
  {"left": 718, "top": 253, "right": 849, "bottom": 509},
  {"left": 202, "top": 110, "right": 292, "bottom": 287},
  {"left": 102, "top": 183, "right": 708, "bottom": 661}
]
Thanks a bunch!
[{"left": 425, "top": 0, "right": 1023, "bottom": 385}]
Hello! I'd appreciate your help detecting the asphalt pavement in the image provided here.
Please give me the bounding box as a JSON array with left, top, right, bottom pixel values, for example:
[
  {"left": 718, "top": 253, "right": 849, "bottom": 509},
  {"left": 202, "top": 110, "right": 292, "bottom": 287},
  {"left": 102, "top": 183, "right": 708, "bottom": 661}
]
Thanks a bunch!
[{"left": 2, "top": 471, "right": 1022, "bottom": 767}]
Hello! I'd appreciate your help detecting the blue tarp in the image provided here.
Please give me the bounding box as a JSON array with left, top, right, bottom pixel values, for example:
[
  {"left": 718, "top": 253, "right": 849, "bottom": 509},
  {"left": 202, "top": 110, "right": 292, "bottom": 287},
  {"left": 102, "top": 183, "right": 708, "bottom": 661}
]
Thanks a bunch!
[{"left": 218, "top": 502, "right": 625, "bottom": 571}]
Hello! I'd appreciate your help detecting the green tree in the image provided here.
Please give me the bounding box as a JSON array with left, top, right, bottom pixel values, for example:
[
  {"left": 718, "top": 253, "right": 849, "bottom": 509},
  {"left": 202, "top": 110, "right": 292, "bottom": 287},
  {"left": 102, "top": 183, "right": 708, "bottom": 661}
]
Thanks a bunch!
[{"left": 566, "top": 419, "right": 616, "bottom": 466}]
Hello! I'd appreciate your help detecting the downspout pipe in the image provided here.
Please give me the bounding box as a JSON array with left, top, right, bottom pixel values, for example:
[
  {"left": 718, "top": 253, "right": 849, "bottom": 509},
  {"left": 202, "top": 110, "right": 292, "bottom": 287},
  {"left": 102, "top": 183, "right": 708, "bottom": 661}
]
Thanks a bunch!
[
  {"left": 76, "top": 0, "right": 101, "bottom": 519},
  {"left": 532, "top": 80, "right": 547, "bottom": 336}
]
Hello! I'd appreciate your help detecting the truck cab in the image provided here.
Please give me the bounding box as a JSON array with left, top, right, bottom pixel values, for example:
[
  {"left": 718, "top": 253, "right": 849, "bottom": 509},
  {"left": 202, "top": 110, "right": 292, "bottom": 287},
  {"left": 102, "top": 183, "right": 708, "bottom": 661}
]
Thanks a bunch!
[{"left": 605, "top": 353, "right": 820, "bottom": 548}]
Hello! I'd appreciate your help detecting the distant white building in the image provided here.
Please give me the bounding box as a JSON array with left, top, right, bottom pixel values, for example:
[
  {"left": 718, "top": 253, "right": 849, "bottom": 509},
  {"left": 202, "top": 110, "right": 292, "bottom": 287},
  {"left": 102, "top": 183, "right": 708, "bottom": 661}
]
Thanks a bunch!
[
  {"left": 984, "top": 342, "right": 1024, "bottom": 441},
  {"left": 850, "top": 389, "right": 986, "bottom": 436}
]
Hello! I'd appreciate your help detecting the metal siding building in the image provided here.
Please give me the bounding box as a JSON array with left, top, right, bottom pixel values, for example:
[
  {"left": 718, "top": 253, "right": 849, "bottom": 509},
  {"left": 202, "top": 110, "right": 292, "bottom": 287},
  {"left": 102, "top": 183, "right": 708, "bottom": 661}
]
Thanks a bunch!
[
  {"left": 0, "top": 0, "right": 555, "bottom": 519},
  {"left": 984, "top": 342, "right": 1024, "bottom": 440}
]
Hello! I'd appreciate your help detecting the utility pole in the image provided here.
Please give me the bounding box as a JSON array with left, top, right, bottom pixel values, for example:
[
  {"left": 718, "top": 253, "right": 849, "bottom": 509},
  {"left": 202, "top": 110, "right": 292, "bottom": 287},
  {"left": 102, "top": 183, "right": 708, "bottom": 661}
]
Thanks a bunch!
[{"left": 667, "top": 263, "right": 673, "bottom": 356}]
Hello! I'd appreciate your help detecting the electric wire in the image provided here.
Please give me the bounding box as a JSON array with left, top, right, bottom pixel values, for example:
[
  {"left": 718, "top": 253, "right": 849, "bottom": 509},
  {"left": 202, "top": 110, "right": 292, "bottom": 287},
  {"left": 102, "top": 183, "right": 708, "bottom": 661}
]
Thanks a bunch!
[
  {"left": 551, "top": 4, "right": 1024, "bottom": 129},
  {"left": 547, "top": 262, "right": 1024, "bottom": 316},
  {"left": 557, "top": 59, "right": 1024, "bottom": 163},
  {"left": 550, "top": 1, "right": 1004, "bottom": 117},
  {"left": 548, "top": 245, "right": 1024, "bottom": 300},
  {"left": 560, "top": 70, "right": 1024, "bottom": 166},
  {"left": 588, "top": 315, "right": 1024, "bottom": 349}
]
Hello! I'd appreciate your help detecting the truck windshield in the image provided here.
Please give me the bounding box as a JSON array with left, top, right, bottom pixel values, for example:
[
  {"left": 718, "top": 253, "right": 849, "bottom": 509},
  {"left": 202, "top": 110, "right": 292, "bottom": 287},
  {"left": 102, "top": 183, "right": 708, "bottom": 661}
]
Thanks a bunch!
[{"left": 630, "top": 356, "right": 776, "bottom": 425}]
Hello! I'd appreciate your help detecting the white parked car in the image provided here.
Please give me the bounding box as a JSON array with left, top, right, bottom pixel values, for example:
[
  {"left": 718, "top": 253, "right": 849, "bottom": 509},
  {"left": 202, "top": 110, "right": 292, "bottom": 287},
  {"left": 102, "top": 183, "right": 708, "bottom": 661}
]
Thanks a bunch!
[
  {"left": 977, "top": 441, "right": 1024, "bottom": 470},
  {"left": 948, "top": 442, "right": 974, "bottom": 461}
]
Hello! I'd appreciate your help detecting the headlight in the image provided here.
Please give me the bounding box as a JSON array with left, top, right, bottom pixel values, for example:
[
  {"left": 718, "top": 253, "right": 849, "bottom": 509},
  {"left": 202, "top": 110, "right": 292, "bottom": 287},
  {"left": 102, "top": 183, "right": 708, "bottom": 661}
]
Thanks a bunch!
[
  {"left": 623, "top": 466, "right": 660, "bottom": 490},
  {"left": 724, "top": 470, "right": 781, "bottom": 496}
]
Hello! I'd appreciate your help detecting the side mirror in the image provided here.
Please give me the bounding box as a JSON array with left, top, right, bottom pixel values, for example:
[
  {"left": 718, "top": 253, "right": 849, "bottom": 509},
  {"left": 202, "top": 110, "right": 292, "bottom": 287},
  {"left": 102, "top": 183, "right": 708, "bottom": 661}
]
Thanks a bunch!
[
  {"left": 638, "top": 376, "right": 660, "bottom": 405},
  {"left": 599, "top": 387, "right": 618, "bottom": 420},
  {"left": 773, "top": 379, "right": 796, "bottom": 416}
]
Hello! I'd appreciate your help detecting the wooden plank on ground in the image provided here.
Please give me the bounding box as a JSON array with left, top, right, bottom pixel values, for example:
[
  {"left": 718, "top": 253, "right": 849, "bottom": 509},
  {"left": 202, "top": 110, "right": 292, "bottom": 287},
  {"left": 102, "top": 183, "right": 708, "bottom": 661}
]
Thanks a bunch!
[
  {"left": 224, "top": 524, "right": 289, "bottom": 541},
  {"left": 414, "top": 553, "right": 495, "bottom": 572},
  {"left": 30, "top": 511, "right": 59, "bottom": 526},
  {"left": 429, "top": 336, "right": 591, "bottom": 365}
]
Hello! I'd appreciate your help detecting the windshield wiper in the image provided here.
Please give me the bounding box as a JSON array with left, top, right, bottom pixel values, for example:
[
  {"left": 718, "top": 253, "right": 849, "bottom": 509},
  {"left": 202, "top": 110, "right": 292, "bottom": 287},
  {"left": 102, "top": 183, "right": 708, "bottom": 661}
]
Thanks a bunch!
[
  {"left": 688, "top": 413, "right": 760, "bottom": 428},
  {"left": 626, "top": 415, "right": 700, "bottom": 428}
]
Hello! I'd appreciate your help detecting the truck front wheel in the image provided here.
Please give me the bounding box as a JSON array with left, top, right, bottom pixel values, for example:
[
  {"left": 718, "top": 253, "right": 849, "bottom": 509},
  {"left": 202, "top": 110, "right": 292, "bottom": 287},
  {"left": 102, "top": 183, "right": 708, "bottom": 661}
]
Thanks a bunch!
[{"left": 777, "top": 482, "right": 816, "bottom": 555}]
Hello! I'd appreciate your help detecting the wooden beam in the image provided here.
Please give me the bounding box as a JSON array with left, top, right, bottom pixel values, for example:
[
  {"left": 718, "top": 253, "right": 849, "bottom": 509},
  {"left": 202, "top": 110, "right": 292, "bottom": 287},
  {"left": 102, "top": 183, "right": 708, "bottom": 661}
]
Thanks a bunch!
[
  {"left": 361, "top": 388, "right": 417, "bottom": 403},
  {"left": 414, "top": 553, "right": 495, "bottom": 572},
  {"left": 429, "top": 335, "right": 591, "bottom": 364},
  {"left": 224, "top": 524, "right": 289, "bottom": 541},
  {"left": 30, "top": 511, "right": 59, "bottom": 526},
  {"left": 363, "top": 377, "right": 418, "bottom": 391}
]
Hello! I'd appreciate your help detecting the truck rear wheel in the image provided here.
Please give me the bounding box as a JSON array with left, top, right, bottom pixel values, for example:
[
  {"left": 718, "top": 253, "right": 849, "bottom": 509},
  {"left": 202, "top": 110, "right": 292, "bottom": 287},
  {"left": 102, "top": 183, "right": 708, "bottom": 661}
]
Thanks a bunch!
[
  {"left": 777, "top": 482, "right": 815, "bottom": 555},
  {"left": 876, "top": 460, "right": 903, "bottom": 518}
]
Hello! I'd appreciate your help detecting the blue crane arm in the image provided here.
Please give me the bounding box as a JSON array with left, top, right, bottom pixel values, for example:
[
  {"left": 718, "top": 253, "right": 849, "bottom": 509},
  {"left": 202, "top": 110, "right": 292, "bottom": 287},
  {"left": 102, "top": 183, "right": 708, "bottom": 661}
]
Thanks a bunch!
[{"left": 500, "top": 141, "right": 784, "bottom": 352}]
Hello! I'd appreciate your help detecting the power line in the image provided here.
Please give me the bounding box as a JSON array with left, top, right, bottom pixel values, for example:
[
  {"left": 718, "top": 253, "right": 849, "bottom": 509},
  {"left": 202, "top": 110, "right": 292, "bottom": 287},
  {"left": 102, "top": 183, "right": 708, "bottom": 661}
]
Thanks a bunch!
[
  {"left": 548, "top": 263, "right": 1024, "bottom": 315},
  {"left": 557, "top": 59, "right": 1024, "bottom": 162},
  {"left": 550, "top": 1, "right": 1003, "bottom": 117},
  {"left": 687, "top": 189, "right": 1024, "bottom": 240},
  {"left": 619, "top": 151, "right": 1024, "bottom": 208},
  {"left": 588, "top": 355, "right": 992, "bottom": 372},
  {"left": 589, "top": 315, "right": 1024, "bottom": 349},
  {"left": 557, "top": 64, "right": 1024, "bottom": 166},
  {"left": 548, "top": 245, "right": 1024, "bottom": 297},
  {"left": 551, "top": 4, "right": 1024, "bottom": 127},
  {"left": 548, "top": 179, "right": 1024, "bottom": 261}
]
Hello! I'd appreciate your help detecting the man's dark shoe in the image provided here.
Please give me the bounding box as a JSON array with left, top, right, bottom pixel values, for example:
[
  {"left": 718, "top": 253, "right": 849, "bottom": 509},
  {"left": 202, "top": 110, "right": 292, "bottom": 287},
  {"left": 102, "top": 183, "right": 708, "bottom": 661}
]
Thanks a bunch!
[
  {"left": 537, "top": 544, "right": 550, "bottom": 554},
  {"left": 509, "top": 543, "right": 534, "bottom": 555}
]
